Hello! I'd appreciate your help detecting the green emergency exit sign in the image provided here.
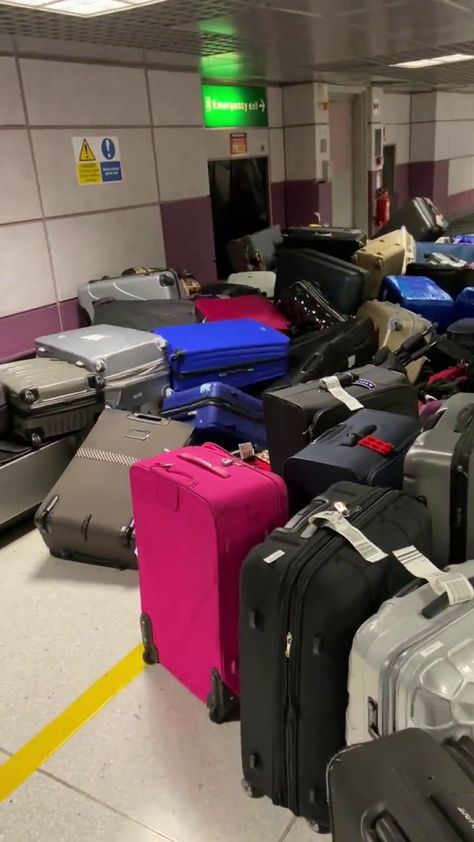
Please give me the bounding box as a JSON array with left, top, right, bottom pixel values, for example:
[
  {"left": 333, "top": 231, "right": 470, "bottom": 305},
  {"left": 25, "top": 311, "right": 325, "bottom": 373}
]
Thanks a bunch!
[{"left": 202, "top": 84, "right": 268, "bottom": 129}]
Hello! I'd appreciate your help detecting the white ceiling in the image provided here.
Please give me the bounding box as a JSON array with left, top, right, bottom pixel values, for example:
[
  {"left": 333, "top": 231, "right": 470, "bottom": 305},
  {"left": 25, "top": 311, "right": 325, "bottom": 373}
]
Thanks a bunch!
[{"left": 3, "top": 0, "right": 474, "bottom": 89}]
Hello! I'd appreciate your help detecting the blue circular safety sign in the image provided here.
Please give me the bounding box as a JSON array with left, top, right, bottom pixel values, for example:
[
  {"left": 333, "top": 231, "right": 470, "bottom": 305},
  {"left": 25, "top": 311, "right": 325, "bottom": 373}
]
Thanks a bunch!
[{"left": 101, "top": 138, "right": 116, "bottom": 159}]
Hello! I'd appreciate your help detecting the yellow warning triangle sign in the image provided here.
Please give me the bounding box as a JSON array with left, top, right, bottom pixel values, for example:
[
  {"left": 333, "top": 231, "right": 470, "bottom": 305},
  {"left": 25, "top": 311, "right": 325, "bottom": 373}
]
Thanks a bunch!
[{"left": 79, "top": 139, "right": 96, "bottom": 162}]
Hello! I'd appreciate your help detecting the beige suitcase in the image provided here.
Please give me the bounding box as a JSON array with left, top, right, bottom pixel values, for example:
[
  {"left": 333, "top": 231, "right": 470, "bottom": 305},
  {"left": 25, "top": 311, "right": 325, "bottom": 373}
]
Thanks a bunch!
[
  {"left": 359, "top": 300, "right": 430, "bottom": 383},
  {"left": 352, "top": 227, "right": 415, "bottom": 298}
]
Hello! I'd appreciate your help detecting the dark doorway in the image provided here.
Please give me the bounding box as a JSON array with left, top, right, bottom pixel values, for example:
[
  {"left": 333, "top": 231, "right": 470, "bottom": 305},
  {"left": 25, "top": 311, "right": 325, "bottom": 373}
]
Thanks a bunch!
[
  {"left": 383, "top": 144, "right": 397, "bottom": 208},
  {"left": 208, "top": 157, "right": 270, "bottom": 279}
]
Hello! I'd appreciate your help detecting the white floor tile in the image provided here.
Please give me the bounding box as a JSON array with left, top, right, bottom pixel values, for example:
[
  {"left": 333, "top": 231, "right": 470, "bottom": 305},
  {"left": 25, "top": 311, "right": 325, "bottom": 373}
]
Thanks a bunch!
[
  {"left": 0, "top": 770, "right": 169, "bottom": 841},
  {"left": 283, "top": 818, "right": 332, "bottom": 841},
  {"left": 44, "top": 668, "right": 293, "bottom": 842},
  {"left": 0, "top": 529, "right": 140, "bottom": 752}
]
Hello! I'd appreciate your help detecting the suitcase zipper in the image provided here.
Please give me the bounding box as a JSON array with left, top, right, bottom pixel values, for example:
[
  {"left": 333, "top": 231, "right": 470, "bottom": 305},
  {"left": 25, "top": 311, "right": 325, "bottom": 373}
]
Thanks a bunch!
[
  {"left": 280, "top": 488, "right": 396, "bottom": 814},
  {"left": 172, "top": 358, "right": 286, "bottom": 380},
  {"left": 161, "top": 397, "right": 263, "bottom": 423}
]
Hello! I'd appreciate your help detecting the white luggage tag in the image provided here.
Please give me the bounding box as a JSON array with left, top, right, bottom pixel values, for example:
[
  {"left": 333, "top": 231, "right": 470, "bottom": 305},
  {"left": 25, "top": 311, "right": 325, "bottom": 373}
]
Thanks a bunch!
[
  {"left": 319, "top": 376, "right": 364, "bottom": 413},
  {"left": 393, "top": 546, "right": 474, "bottom": 606},
  {"left": 307, "top": 509, "right": 387, "bottom": 563}
]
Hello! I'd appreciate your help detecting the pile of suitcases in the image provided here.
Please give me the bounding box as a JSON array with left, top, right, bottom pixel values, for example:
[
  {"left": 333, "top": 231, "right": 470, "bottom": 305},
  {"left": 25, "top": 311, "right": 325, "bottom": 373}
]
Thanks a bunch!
[{"left": 5, "top": 196, "right": 474, "bottom": 838}]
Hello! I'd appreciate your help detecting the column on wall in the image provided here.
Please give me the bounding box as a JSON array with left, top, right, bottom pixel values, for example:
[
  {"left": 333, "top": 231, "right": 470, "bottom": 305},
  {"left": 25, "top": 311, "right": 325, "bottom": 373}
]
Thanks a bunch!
[
  {"left": 368, "top": 87, "right": 384, "bottom": 235},
  {"left": 382, "top": 93, "right": 411, "bottom": 207},
  {"left": 409, "top": 92, "right": 445, "bottom": 209},
  {"left": 283, "top": 83, "right": 332, "bottom": 226}
]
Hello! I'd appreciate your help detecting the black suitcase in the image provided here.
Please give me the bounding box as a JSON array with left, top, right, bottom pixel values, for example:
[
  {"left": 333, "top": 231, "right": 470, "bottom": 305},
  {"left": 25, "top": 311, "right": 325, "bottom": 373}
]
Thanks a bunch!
[
  {"left": 406, "top": 261, "right": 474, "bottom": 298},
  {"left": 275, "top": 248, "right": 371, "bottom": 315},
  {"left": 0, "top": 385, "right": 8, "bottom": 436},
  {"left": 92, "top": 298, "right": 197, "bottom": 330},
  {"left": 328, "top": 730, "right": 474, "bottom": 841},
  {"left": 281, "top": 226, "right": 366, "bottom": 263},
  {"left": 379, "top": 197, "right": 447, "bottom": 242},
  {"left": 276, "top": 280, "right": 347, "bottom": 335},
  {"left": 264, "top": 365, "right": 418, "bottom": 477},
  {"left": 240, "top": 482, "right": 433, "bottom": 831},
  {"left": 200, "top": 282, "right": 264, "bottom": 298}
]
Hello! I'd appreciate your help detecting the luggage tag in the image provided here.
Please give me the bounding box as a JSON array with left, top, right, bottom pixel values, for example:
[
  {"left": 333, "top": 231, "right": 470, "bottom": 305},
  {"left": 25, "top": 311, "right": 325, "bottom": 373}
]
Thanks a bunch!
[
  {"left": 307, "top": 510, "right": 387, "bottom": 563},
  {"left": 393, "top": 546, "right": 474, "bottom": 606},
  {"left": 319, "top": 376, "right": 364, "bottom": 412}
]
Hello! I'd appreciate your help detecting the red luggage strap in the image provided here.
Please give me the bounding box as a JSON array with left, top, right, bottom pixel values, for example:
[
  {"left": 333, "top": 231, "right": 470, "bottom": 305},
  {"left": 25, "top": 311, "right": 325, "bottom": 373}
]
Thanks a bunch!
[{"left": 357, "top": 435, "right": 394, "bottom": 456}]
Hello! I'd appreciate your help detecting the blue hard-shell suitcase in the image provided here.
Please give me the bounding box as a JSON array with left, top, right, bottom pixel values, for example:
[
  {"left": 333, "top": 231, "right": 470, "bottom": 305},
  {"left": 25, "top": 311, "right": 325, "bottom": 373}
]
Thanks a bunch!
[
  {"left": 453, "top": 234, "right": 474, "bottom": 244},
  {"left": 284, "top": 408, "right": 421, "bottom": 511},
  {"left": 454, "top": 286, "right": 474, "bottom": 321},
  {"left": 381, "top": 275, "right": 454, "bottom": 328},
  {"left": 161, "top": 382, "right": 266, "bottom": 447},
  {"left": 154, "top": 319, "right": 289, "bottom": 392}
]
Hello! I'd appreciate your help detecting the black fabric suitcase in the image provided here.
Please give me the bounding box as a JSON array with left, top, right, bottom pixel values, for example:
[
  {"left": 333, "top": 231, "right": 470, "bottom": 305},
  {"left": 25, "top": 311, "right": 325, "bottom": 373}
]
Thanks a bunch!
[
  {"left": 199, "top": 282, "right": 264, "bottom": 298},
  {"left": 92, "top": 298, "right": 197, "bottom": 330},
  {"left": 228, "top": 226, "right": 282, "bottom": 272},
  {"left": 240, "top": 482, "right": 433, "bottom": 831},
  {"left": 281, "top": 226, "right": 366, "bottom": 263},
  {"left": 328, "top": 730, "right": 474, "bottom": 841},
  {"left": 275, "top": 248, "right": 371, "bottom": 315},
  {"left": 379, "top": 197, "right": 447, "bottom": 242},
  {"left": 285, "top": 408, "right": 420, "bottom": 510},
  {"left": 406, "top": 261, "right": 474, "bottom": 298},
  {"left": 264, "top": 365, "right": 418, "bottom": 477}
]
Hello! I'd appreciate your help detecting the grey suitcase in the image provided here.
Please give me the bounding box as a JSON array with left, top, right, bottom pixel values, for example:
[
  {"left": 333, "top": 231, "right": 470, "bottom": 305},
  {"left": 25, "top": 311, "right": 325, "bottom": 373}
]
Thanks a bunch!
[
  {"left": 35, "top": 325, "right": 169, "bottom": 411},
  {"left": 0, "top": 384, "right": 8, "bottom": 436},
  {"left": 0, "top": 358, "right": 103, "bottom": 446},
  {"left": 0, "top": 434, "right": 80, "bottom": 530},
  {"left": 347, "top": 558, "right": 474, "bottom": 747},
  {"left": 404, "top": 394, "right": 474, "bottom": 567},
  {"left": 35, "top": 409, "right": 194, "bottom": 570},
  {"left": 78, "top": 269, "right": 187, "bottom": 324},
  {"left": 228, "top": 226, "right": 282, "bottom": 272}
]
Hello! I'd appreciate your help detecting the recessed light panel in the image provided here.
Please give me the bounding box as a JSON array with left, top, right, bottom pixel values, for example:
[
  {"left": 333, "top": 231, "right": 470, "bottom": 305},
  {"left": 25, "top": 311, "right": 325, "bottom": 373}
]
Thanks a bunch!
[
  {"left": 0, "top": 0, "right": 167, "bottom": 15},
  {"left": 392, "top": 53, "right": 474, "bottom": 69}
]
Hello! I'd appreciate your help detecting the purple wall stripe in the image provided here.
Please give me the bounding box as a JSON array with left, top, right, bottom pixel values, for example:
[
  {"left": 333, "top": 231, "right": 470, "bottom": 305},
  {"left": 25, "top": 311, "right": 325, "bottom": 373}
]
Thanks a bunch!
[
  {"left": 59, "top": 297, "right": 82, "bottom": 330},
  {"left": 284, "top": 180, "right": 332, "bottom": 227},
  {"left": 394, "top": 162, "right": 410, "bottom": 207},
  {"left": 271, "top": 182, "right": 286, "bottom": 228},
  {"left": 161, "top": 196, "right": 217, "bottom": 285},
  {"left": 0, "top": 303, "right": 61, "bottom": 363},
  {"left": 447, "top": 189, "right": 474, "bottom": 218}
]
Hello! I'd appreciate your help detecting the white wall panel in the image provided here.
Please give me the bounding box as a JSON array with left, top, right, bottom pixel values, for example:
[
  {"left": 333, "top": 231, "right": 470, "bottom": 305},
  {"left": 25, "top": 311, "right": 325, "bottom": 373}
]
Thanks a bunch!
[
  {"left": 0, "top": 58, "right": 25, "bottom": 125},
  {"left": 205, "top": 128, "right": 269, "bottom": 161},
  {"left": 411, "top": 92, "right": 437, "bottom": 123},
  {"left": 0, "top": 130, "right": 42, "bottom": 223},
  {"left": 47, "top": 205, "right": 165, "bottom": 301},
  {"left": 0, "top": 222, "right": 56, "bottom": 317},
  {"left": 267, "top": 86, "right": 283, "bottom": 128},
  {"left": 410, "top": 121, "right": 436, "bottom": 162},
  {"left": 383, "top": 93, "right": 410, "bottom": 125},
  {"left": 154, "top": 127, "right": 209, "bottom": 201},
  {"left": 20, "top": 60, "right": 149, "bottom": 126},
  {"left": 31, "top": 128, "right": 158, "bottom": 217},
  {"left": 269, "top": 128, "right": 285, "bottom": 182},
  {"left": 14, "top": 37, "right": 142, "bottom": 64},
  {"left": 148, "top": 70, "right": 202, "bottom": 127},
  {"left": 437, "top": 92, "right": 474, "bottom": 122},
  {"left": 448, "top": 156, "right": 474, "bottom": 196},
  {"left": 394, "top": 124, "right": 410, "bottom": 165},
  {"left": 284, "top": 126, "right": 316, "bottom": 181},
  {"left": 283, "top": 84, "right": 315, "bottom": 126}
]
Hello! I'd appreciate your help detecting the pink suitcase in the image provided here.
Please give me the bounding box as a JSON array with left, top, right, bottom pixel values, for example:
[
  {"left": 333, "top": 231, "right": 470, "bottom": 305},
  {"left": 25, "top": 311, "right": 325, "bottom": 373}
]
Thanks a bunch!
[
  {"left": 131, "top": 443, "right": 288, "bottom": 722},
  {"left": 195, "top": 295, "right": 290, "bottom": 332}
]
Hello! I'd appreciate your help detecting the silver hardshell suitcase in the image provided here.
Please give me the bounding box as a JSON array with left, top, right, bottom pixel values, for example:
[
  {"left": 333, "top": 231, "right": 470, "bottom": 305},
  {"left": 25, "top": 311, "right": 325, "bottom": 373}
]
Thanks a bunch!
[
  {"left": 346, "top": 559, "right": 474, "bottom": 748},
  {"left": 404, "top": 394, "right": 474, "bottom": 567},
  {"left": 35, "top": 325, "right": 169, "bottom": 411},
  {"left": 78, "top": 270, "right": 187, "bottom": 324}
]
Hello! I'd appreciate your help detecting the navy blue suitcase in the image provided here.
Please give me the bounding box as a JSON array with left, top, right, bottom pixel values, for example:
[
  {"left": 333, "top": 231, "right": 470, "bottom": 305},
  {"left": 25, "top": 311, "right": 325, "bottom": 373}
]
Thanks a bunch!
[
  {"left": 161, "top": 382, "right": 266, "bottom": 446},
  {"left": 454, "top": 287, "right": 474, "bottom": 321},
  {"left": 284, "top": 408, "right": 421, "bottom": 510},
  {"left": 154, "top": 319, "right": 289, "bottom": 392},
  {"left": 381, "top": 275, "right": 454, "bottom": 329}
]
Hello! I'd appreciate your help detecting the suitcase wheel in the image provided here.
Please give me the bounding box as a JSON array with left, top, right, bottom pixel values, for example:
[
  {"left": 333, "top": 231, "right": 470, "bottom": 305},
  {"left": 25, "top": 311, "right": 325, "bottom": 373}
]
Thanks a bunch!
[
  {"left": 241, "top": 778, "right": 263, "bottom": 799},
  {"left": 140, "top": 613, "right": 159, "bottom": 665},
  {"left": 306, "top": 820, "right": 330, "bottom": 835},
  {"left": 206, "top": 668, "right": 239, "bottom": 724},
  {"left": 31, "top": 432, "right": 42, "bottom": 447}
]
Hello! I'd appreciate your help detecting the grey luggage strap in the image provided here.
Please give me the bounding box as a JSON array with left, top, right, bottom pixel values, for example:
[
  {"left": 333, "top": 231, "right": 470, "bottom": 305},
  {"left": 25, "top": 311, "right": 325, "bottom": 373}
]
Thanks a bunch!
[
  {"left": 319, "top": 376, "right": 364, "bottom": 412},
  {"left": 309, "top": 509, "right": 474, "bottom": 607}
]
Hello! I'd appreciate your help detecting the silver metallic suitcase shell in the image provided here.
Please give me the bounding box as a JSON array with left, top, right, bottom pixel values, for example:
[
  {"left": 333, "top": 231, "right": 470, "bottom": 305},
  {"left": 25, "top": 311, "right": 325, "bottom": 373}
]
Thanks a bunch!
[
  {"left": 347, "top": 560, "right": 474, "bottom": 747},
  {"left": 404, "top": 393, "right": 474, "bottom": 566},
  {"left": 78, "top": 271, "right": 186, "bottom": 323}
]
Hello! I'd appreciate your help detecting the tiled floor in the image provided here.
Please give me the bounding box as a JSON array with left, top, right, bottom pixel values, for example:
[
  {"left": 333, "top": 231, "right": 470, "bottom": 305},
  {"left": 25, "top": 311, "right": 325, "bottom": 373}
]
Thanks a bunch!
[{"left": 0, "top": 525, "right": 327, "bottom": 841}]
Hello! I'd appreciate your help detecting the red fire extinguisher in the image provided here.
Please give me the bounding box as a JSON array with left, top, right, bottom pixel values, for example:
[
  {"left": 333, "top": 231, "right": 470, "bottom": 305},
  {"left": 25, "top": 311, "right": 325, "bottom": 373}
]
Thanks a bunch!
[{"left": 375, "top": 188, "right": 391, "bottom": 228}]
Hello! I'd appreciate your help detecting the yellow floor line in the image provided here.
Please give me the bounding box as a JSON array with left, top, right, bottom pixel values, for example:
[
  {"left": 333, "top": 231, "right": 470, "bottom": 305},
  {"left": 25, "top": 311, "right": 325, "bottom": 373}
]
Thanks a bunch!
[{"left": 0, "top": 644, "right": 145, "bottom": 802}]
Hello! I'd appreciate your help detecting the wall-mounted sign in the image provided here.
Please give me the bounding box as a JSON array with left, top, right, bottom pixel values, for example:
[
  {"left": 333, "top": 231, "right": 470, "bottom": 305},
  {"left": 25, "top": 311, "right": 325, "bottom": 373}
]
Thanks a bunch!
[
  {"left": 72, "top": 136, "right": 123, "bottom": 186},
  {"left": 230, "top": 132, "right": 248, "bottom": 155},
  {"left": 202, "top": 84, "right": 268, "bottom": 129}
]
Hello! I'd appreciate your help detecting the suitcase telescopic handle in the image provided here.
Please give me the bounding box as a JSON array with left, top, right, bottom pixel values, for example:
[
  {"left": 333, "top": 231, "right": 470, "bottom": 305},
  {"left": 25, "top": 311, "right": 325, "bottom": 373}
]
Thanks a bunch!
[{"left": 176, "top": 452, "right": 230, "bottom": 478}]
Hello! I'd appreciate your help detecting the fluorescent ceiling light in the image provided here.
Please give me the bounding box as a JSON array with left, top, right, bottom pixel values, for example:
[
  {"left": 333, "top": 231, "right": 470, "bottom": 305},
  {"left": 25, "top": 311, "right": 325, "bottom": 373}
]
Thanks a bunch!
[
  {"left": 392, "top": 53, "right": 474, "bottom": 69},
  {"left": 0, "top": 0, "right": 167, "bottom": 15}
]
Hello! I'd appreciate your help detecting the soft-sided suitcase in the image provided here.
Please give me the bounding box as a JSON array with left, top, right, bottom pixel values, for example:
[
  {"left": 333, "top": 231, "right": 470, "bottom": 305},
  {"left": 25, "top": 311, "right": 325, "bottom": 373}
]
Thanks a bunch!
[
  {"left": 227, "top": 226, "right": 282, "bottom": 272},
  {"left": 359, "top": 300, "right": 432, "bottom": 384},
  {"left": 328, "top": 730, "right": 474, "bottom": 841},
  {"left": 198, "top": 282, "right": 263, "bottom": 298},
  {"left": 281, "top": 226, "right": 366, "bottom": 263},
  {"left": 195, "top": 295, "right": 290, "bottom": 332},
  {"left": 92, "top": 298, "right": 197, "bottom": 331},
  {"left": 275, "top": 248, "right": 371, "bottom": 315},
  {"left": 352, "top": 228, "right": 414, "bottom": 299},
  {"left": 264, "top": 365, "right": 418, "bottom": 476},
  {"left": 162, "top": 382, "right": 266, "bottom": 447},
  {"left": 131, "top": 443, "right": 288, "bottom": 721},
  {"left": 1, "top": 434, "right": 80, "bottom": 531},
  {"left": 276, "top": 280, "right": 346, "bottom": 335},
  {"left": 240, "top": 482, "right": 433, "bottom": 830},
  {"left": 0, "top": 358, "right": 103, "bottom": 446},
  {"left": 381, "top": 275, "right": 454, "bottom": 329},
  {"left": 379, "top": 197, "right": 447, "bottom": 241},
  {"left": 347, "top": 558, "right": 474, "bottom": 748},
  {"left": 0, "top": 385, "right": 8, "bottom": 436},
  {"left": 78, "top": 269, "right": 186, "bottom": 324},
  {"left": 35, "top": 410, "right": 194, "bottom": 570},
  {"left": 36, "top": 324, "right": 169, "bottom": 411},
  {"left": 404, "top": 394, "right": 474, "bottom": 567},
  {"left": 285, "top": 408, "right": 420, "bottom": 509},
  {"left": 154, "top": 319, "right": 289, "bottom": 392},
  {"left": 227, "top": 272, "right": 276, "bottom": 298}
]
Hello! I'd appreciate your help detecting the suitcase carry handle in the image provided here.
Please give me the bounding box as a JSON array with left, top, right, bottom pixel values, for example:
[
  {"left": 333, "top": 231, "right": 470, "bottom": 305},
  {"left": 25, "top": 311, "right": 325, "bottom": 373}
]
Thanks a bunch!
[
  {"left": 176, "top": 452, "right": 230, "bottom": 478},
  {"left": 128, "top": 413, "right": 170, "bottom": 426},
  {"left": 422, "top": 576, "right": 474, "bottom": 619},
  {"left": 362, "top": 811, "right": 409, "bottom": 842}
]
